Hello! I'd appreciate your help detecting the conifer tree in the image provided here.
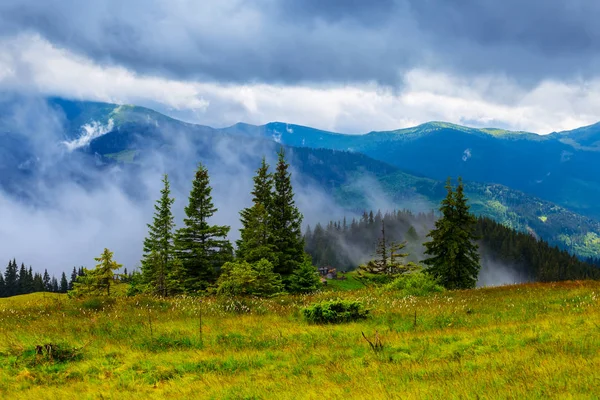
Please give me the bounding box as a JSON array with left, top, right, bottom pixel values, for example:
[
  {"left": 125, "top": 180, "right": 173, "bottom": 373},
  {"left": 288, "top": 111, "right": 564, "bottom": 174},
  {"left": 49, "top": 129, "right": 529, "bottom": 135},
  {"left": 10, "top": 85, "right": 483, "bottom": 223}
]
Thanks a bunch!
[
  {"left": 4, "top": 260, "right": 18, "bottom": 297},
  {"left": 269, "top": 148, "right": 305, "bottom": 281},
  {"left": 423, "top": 178, "right": 481, "bottom": 289},
  {"left": 18, "top": 263, "right": 28, "bottom": 295},
  {"left": 0, "top": 274, "right": 5, "bottom": 297},
  {"left": 43, "top": 269, "right": 51, "bottom": 291},
  {"left": 33, "top": 273, "right": 44, "bottom": 292},
  {"left": 93, "top": 248, "right": 122, "bottom": 296},
  {"left": 60, "top": 272, "right": 69, "bottom": 293},
  {"left": 175, "top": 164, "right": 233, "bottom": 291},
  {"left": 69, "top": 267, "right": 77, "bottom": 291},
  {"left": 142, "top": 174, "right": 176, "bottom": 296},
  {"left": 71, "top": 249, "right": 122, "bottom": 297},
  {"left": 51, "top": 276, "right": 59, "bottom": 293},
  {"left": 288, "top": 255, "right": 322, "bottom": 294},
  {"left": 237, "top": 157, "right": 277, "bottom": 264}
]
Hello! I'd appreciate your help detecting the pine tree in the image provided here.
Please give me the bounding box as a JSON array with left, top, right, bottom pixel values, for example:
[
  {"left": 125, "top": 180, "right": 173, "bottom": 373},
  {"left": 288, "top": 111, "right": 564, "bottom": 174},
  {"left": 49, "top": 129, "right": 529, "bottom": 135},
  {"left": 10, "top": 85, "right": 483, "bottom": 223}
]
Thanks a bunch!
[
  {"left": 423, "top": 177, "right": 481, "bottom": 289},
  {"left": 92, "top": 248, "right": 122, "bottom": 296},
  {"left": 0, "top": 274, "right": 6, "bottom": 297},
  {"left": 142, "top": 174, "right": 176, "bottom": 296},
  {"left": 4, "top": 260, "right": 18, "bottom": 297},
  {"left": 18, "top": 263, "right": 28, "bottom": 295},
  {"left": 60, "top": 272, "right": 69, "bottom": 293},
  {"left": 71, "top": 249, "right": 122, "bottom": 297},
  {"left": 269, "top": 148, "right": 305, "bottom": 281},
  {"left": 237, "top": 158, "right": 277, "bottom": 263},
  {"left": 43, "top": 269, "right": 51, "bottom": 291},
  {"left": 175, "top": 164, "right": 233, "bottom": 291},
  {"left": 51, "top": 276, "right": 59, "bottom": 293},
  {"left": 69, "top": 267, "right": 77, "bottom": 291},
  {"left": 33, "top": 273, "right": 44, "bottom": 292}
]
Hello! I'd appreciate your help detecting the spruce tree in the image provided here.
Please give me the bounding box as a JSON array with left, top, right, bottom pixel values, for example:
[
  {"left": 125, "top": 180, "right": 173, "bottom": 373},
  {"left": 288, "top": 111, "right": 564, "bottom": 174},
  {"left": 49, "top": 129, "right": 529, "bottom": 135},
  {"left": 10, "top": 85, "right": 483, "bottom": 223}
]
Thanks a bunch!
[
  {"left": 18, "top": 263, "right": 28, "bottom": 295},
  {"left": 60, "top": 272, "right": 69, "bottom": 293},
  {"left": 269, "top": 148, "right": 305, "bottom": 281},
  {"left": 4, "top": 260, "right": 18, "bottom": 297},
  {"left": 51, "top": 276, "right": 59, "bottom": 293},
  {"left": 69, "top": 267, "right": 77, "bottom": 291},
  {"left": 0, "top": 274, "right": 5, "bottom": 297},
  {"left": 43, "top": 269, "right": 51, "bottom": 291},
  {"left": 175, "top": 164, "right": 233, "bottom": 291},
  {"left": 423, "top": 178, "right": 481, "bottom": 289},
  {"left": 142, "top": 174, "right": 176, "bottom": 296},
  {"left": 92, "top": 248, "right": 122, "bottom": 296},
  {"left": 33, "top": 273, "right": 44, "bottom": 292},
  {"left": 237, "top": 157, "right": 277, "bottom": 264},
  {"left": 288, "top": 255, "right": 322, "bottom": 294}
]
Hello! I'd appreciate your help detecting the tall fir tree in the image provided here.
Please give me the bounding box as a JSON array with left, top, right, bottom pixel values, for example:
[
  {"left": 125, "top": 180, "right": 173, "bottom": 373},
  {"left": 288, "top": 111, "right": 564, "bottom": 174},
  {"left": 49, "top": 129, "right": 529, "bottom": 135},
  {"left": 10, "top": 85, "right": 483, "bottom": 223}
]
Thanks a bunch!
[
  {"left": 43, "top": 269, "right": 51, "bottom": 291},
  {"left": 142, "top": 174, "right": 176, "bottom": 296},
  {"left": 51, "top": 276, "right": 59, "bottom": 293},
  {"left": 269, "top": 148, "right": 305, "bottom": 281},
  {"left": 175, "top": 164, "right": 233, "bottom": 291},
  {"left": 33, "top": 273, "right": 44, "bottom": 292},
  {"left": 0, "top": 274, "right": 6, "bottom": 297},
  {"left": 423, "top": 177, "right": 481, "bottom": 289},
  {"left": 237, "top": 157, "right": 277, "bottom": 264},
  {"left": 60, "top": 272, "right": 69, "bottom": 293},
  {"left": 4, "top": 259, "right": 18, "bottom": 297},
  {"left": 69, "top": 267, "right": 78, "bottom": 291}
]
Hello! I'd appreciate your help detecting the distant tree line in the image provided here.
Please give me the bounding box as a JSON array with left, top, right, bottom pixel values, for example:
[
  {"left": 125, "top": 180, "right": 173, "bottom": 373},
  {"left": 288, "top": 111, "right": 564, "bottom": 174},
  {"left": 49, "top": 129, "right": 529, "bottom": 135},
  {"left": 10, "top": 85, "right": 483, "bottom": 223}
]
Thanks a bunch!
[
  {"left": 305, "top": 179, "right": 600, "bottom": 283},
  {"left": 0, "top": 260, "right": 71, "bottom": 297}
]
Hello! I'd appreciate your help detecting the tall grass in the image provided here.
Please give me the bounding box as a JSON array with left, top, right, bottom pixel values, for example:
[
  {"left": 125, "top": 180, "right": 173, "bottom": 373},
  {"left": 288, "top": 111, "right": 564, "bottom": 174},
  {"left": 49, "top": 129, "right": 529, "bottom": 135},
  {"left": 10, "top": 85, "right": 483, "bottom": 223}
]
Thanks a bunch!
[{"left": 0, "top": 281, "right": 599, "bottom": 398}]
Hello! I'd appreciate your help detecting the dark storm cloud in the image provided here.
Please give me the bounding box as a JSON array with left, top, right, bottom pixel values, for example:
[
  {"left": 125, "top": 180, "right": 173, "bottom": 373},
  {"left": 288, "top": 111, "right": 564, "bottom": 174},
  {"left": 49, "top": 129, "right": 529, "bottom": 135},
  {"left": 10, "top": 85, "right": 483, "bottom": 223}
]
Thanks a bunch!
[{"left": 1, "top": 0, "right": 600, "bottom": 85}]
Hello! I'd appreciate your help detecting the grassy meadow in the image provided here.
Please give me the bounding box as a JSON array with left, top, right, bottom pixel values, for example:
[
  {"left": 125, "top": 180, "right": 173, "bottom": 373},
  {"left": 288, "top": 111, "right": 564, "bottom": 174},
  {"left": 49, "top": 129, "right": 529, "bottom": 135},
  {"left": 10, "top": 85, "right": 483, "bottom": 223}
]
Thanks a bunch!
[{"left": 1, "top": 281, "right": 600, "bottom": 399}]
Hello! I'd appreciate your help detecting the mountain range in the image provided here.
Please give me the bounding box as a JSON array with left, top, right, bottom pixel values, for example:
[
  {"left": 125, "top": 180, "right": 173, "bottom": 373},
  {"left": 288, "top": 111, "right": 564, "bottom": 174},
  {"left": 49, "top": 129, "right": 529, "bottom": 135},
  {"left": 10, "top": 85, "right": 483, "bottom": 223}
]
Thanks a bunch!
[{"left": 2, "top": 97, "right": 600, "bottom": 259}]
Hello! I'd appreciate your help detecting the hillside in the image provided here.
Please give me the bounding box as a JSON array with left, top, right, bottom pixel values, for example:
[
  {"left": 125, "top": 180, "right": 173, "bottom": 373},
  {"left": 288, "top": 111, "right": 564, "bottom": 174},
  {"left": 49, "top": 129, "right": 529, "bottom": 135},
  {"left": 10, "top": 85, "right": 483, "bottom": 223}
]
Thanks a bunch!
[
  {"left": 1, "top": 282, "right": 599, "bottom": 398},
  {"left": 220, "top": 121, "right": 600, "bottom": 221},
  {"left": 2, "top": 98, "right": 600, "bottom": 260}
]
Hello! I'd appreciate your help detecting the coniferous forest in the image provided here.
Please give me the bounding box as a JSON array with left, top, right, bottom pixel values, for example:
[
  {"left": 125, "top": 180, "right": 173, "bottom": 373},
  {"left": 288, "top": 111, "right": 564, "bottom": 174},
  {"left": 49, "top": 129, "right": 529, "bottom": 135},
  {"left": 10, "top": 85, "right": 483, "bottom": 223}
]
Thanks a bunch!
[{"left": 2, "top": 150, "right": 599, "bottom": 299}]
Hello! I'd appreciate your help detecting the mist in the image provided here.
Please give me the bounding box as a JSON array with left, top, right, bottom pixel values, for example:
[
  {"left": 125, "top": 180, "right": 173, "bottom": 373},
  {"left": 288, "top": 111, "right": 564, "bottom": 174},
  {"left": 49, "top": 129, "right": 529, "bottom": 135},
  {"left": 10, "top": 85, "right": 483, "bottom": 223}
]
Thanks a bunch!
[{"left": 0, "top": 95, "right": 347, "bottom": 276}]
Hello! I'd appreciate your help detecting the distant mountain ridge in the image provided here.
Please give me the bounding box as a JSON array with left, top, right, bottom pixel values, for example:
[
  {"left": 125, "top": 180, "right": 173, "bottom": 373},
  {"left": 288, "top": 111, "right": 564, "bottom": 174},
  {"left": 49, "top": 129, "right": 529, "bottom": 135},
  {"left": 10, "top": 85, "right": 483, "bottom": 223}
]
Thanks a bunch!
[
  {"left": 219, "top": 119, "right": 600, "bottom": 221},
  {"left": 2, "top": 98, "right": 600, "bottom": 259}
]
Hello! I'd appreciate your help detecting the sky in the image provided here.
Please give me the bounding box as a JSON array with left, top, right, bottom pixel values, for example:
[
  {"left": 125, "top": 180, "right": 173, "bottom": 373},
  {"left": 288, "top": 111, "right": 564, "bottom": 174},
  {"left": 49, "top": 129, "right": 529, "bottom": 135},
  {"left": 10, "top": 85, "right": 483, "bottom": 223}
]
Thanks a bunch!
[{"left": 2, "top": 0, "right": 600, "bottom": 133}]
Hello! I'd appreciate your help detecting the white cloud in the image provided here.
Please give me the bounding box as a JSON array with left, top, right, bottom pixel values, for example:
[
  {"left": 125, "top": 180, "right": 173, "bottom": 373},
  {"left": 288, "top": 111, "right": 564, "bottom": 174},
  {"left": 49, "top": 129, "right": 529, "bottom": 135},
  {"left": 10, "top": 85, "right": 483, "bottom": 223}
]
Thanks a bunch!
[{"left": 1, "top": 34, "right": 600, "bottom": 134}]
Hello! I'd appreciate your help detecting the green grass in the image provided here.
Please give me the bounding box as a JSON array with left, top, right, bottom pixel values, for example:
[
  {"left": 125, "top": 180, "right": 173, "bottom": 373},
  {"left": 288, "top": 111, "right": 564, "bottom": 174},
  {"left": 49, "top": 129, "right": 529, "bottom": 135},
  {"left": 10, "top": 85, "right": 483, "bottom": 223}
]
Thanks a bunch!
[
  {"left": 324, "top": 272, "right": 365, "bottom": 291},
  {"left": 1, "top": 281, "right": 600, "bottom": 398}
]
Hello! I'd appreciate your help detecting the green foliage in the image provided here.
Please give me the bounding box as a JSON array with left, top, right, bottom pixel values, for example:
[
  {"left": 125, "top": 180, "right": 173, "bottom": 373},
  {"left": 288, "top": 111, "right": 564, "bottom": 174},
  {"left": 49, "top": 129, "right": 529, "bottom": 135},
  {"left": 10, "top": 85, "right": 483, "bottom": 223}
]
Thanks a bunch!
[
  {"left": 237, "top": 158, "right": 278, "bottom": 265},
  {"left": 126, "top": 271, "right": 147, "bottom": 297},
  {"left": 270, "top": 148, "right": 305, "bottom": 281},
  {"left": 175, "top": 164, "right": 233, "bottom": 291},
  {"left": 215, "top": 259, "right": 284, "bottom": 297},
  {"left": 141, "top": 174, "right": 176, "bottom": 296},
  {"left": 424, "top": 178, "right": 481, "bottom": 289},
  {"left": 288, "top": 255, "right": 322, "bottom": 294},
  {"left": 385, "top": 271, "right": 444, "bottom": 296},
  {"left": 302, "top": 299, "right": 369, "bottom": 324},
  {"left": 69, "top": 248, "right": 122, "bottom": 298}
]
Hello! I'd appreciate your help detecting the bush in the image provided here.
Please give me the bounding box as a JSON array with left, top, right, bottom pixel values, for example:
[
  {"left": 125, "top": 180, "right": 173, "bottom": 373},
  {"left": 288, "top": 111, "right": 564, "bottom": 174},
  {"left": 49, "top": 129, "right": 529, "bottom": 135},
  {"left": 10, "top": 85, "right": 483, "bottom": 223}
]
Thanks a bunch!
[
  {"left": 288, "top": 255, "right": 322, "bottom": 294},
  {"left": 385, "top": 271, "right": 444, "bottom": 296},
  {"left": 216, "top": 259, "right": 283, "bottom": 297},
  {"left": 302, "top": 299, "right": 369, "bottom": 324}
]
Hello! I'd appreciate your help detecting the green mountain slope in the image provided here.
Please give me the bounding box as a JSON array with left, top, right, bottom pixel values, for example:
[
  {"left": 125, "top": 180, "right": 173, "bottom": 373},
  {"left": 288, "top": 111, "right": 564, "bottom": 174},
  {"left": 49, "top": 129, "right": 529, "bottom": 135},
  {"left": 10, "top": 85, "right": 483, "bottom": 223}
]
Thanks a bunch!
[
  {"left": 9, "top": 98, "right": 600, "bottom": 259},
  {"left": 220, "top": 121, "right": 600, "bottom": 221}
]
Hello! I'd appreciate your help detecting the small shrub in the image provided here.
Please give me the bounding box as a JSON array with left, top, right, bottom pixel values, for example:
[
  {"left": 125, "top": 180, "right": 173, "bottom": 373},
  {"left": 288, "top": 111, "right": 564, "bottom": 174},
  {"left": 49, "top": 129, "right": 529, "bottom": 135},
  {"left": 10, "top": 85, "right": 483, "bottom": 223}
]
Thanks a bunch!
[
  {"left": 302, "top": 299, "right": 369, "bottom": 324},
  {"left": 385, "top": 271, "right": 444, "bottom": 296}
]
